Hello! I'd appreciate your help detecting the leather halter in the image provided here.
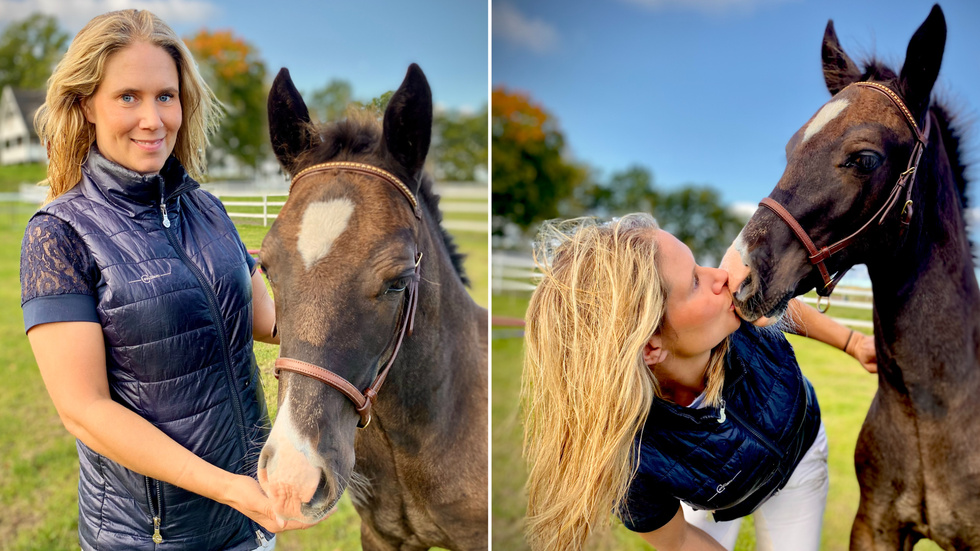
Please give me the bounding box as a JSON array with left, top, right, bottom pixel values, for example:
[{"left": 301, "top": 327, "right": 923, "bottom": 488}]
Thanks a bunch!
[
  {"left": 758, "top": 81, "right": 931, "bottom": 301},
  {"left": 274, "top": 162, "right": 422, "bottom": 428}
]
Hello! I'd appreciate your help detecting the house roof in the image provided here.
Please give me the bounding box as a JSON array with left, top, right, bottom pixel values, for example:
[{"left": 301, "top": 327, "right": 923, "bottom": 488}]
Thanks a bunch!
[{"left": 10, "top": 88, "right": 47, "bottom": 139}]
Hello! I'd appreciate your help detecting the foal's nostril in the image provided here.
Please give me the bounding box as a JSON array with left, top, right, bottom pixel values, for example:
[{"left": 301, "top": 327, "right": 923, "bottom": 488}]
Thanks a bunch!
[
  {"left": 317, "top": 469, "right": 328, "bottom": 494},
  {"left": 257, "top": 445, "right": 273, "bottom": 471}
]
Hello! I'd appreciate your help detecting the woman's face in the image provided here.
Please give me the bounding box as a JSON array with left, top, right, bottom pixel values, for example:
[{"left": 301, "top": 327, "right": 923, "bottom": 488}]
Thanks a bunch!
[
  {"left": 82, "top": 42, "right": 181, "bottom": 175},
  {"left": 655, "top": 229, "right": 741, "bottom": 359}
]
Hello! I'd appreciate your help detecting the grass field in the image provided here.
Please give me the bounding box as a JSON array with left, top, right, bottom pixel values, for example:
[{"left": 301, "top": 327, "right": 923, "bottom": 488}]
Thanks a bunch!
[
  {"left": 491, "top": 294, "right": 942, "bottom": 551},
  {"left": 0, "top": 164, "right": 46, "bottom": 193},
  {"left": 0, "top": 196, "right": 487, "bottom": 551}
]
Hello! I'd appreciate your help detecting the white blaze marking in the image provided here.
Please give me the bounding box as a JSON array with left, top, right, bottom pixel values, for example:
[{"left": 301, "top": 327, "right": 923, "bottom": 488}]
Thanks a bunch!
[
  {"left": 733, "top": 229, "right": 749, "bottom": 266},
  {"left": 802, "top": 98, "right": 850, "bottom": 143},
  {"left": 297, "top": 198, "right": 355, "bottom": 270}
]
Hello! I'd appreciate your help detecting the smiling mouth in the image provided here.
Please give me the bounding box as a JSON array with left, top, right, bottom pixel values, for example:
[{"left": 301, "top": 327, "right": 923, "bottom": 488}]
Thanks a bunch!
[{"left": 132, "top": 138, "right": 164, "bottom": 148}]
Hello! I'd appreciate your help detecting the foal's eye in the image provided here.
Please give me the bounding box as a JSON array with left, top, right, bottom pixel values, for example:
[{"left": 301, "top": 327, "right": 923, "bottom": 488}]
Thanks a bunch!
[
  {"left": 384, "top": 276, "right": 413, "bottom": 295},
  {"left": 842, "top": 151, "right": 882, "bottom": 173}
]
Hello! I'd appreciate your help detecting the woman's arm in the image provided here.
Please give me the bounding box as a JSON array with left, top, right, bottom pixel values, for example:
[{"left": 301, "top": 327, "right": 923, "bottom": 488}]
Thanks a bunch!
[
  {"left": 783, "top": 299, "right": 877, "bottom": 373},
  {"left": 27, "top": 321, "right": 304, "bottom": 531},
  {"left": 639, "top": 505, "right": 727, "bottom": 551},
  {"left": 252, "top": 270, "right": 279, "bottom": 345}
]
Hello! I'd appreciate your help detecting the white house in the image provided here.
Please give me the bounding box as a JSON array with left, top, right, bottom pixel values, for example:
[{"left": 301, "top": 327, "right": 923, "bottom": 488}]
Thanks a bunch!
[{"left": 0, "top": 85, "right": 46, "bottom": 165}]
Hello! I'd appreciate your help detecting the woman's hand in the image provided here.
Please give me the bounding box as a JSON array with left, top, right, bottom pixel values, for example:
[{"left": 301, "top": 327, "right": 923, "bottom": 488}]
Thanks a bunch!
[
  {"left": 221, "top": 474, "right": 322, "bottom": 533},
  {"left": 845, "top": 331, "right": 877, "bottom": 374}
]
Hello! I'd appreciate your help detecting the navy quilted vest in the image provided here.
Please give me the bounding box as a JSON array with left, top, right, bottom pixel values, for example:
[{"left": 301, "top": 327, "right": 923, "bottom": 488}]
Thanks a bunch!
[
  {"left": 37, "top": 150, "right": 272, "bottom": 550},
  {"left": 621, "top": 321, "right": 821, "bottom": 532}
]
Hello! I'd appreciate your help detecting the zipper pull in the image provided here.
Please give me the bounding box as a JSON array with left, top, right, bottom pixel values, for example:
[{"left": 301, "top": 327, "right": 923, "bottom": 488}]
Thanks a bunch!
[
  {"left": 256, "top": 529, "right": 269, "bottom": 546},
  {"left": 717, "top": 399, "right": 727, "bottom": 424},
  {"left": 152, "top": 516, "right": 163, "bottom": 544},
  {"left": 160, "top": 202, "right": 171, "bottom": 228}
]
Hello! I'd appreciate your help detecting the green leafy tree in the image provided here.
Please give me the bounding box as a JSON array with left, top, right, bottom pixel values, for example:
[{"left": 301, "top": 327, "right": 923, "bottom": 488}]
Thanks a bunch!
[
  {"left": 355, "top": 90, "right": 394, "bottom": 117},
  {"left": 492, "top": 87, "right": 585, "bottom": 232},
  {"left": 308, "top": 79, "right": 352, "bottom": 123},
  {"left": 656, "top": 185, "right": 743, "bottom": 265},
  {"left": 0, "top": 13, "right": 69, "bottom": 89},
  {"left": 585, "top": 164, "right": 658, "bottom": 217},
  {"left": 431, "top": 106, "right": 488, "bottom": 182},
  {"left": 185, "top": 29, "right": 268, "bottom": 172}
]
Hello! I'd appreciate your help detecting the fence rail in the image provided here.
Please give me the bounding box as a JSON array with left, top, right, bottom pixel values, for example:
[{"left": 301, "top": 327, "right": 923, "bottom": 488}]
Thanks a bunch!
[
  {"left": 215, "top": 185, "right": 487, "bottom": 231},
  {"left": 492, "top": 252, "right": 875, "bottom": 329}
]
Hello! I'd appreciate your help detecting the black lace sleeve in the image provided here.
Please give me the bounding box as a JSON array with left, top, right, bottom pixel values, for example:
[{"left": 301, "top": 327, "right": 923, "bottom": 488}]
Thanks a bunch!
[{"left": 21, "top": 214, "right": 100, "bottom": 331}]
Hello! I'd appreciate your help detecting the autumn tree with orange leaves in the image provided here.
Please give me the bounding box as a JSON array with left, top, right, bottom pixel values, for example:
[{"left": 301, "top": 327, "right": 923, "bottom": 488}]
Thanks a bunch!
[
  {"left": 492, "top": 87, "right": 586, "bottom": 232},
  {"left": 185, "top": 29, "right": 268, "bottom": 174}
]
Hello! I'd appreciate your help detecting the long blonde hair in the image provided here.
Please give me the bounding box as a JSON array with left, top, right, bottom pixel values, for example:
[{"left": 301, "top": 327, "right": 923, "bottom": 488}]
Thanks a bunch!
[
  {"left": 522, "top": 213, "right": 727, "bottom": 550},
  {"left": 34, "top": 9, "right": 221, "bottom": 203}
]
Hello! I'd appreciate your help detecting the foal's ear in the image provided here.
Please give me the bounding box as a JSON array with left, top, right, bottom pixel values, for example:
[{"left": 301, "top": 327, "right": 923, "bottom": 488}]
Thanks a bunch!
[
  {"left": 899, "top": 4, "right": 946, "bottom": 119},
  {"left": 381, "top": 63, "right": 432, "bottom": 191},
  {"left": 268, "top": 68, "right": 318, "bottom": 175},
  {"left": 821, "top": 20, "right": 861, "bottom": 96}
]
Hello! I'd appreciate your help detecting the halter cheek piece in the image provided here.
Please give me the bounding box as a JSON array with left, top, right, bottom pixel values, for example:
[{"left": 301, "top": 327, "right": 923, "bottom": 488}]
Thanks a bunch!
[
  {"left": 759, "top": 81, "right": 931, "bottom": 308},
  {"left": 274, "top": 162, "right": 422, "bottom": 428}
]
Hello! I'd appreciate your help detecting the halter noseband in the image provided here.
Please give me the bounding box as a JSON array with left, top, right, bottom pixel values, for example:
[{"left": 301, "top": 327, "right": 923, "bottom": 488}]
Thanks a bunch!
[
  {"left": 274, "top": 162, "right": 422, "bottom": 428},
  {"left": 758, "top": 81, "right": 931, "bottom": 305}
]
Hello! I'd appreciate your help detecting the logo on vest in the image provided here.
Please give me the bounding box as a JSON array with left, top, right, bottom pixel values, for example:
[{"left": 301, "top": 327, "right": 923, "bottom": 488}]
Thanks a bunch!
[
  {"left": 128, "top": 266, "right": 172, "bottom": 284},
  {"left": 709, "top": 470, "right": 742, "bottom": 502}
]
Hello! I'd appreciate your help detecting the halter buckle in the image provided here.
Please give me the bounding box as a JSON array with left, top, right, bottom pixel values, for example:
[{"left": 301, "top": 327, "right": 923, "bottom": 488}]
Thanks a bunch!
[
  {"left": 901, "top": 200, "right": 914, "bottom": 222},
  {"left": 817, "top": 294, "right": 831, "bottom": 313}
]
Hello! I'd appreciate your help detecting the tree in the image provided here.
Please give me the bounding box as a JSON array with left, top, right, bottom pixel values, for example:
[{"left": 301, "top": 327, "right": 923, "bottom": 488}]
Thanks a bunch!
[
  {"left": 431, "top": 106, "right": 488, "bottom": 182},
  {"left": 492, "top": 87, "right": 585, "bottom": 232},
  {"left": 656, "top": 185, "right": 743, "bottom": 266},
  {"left": 0, "top": 13, "right": 69, "bottom": 89},
  {"left": 184, "top": 29, "right": 268, "bottom": 173},
  {"left": 307, "top": 79, "right": 352, "bottom": 123},
  {"left": 585, "top": 165, "right": 658, "bottom": 217}
]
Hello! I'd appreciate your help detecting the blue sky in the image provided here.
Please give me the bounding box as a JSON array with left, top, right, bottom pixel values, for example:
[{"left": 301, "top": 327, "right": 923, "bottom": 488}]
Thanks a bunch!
[
  {"left": 492, "top": 0, "right": 980, "bottom": 227},
  {"left": 0, "top": 0, "right": 489, "bottom": 112}
]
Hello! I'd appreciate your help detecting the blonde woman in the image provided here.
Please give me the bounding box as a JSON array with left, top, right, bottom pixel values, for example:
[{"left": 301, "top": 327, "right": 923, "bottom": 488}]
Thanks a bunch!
[
  {"left": 20, "top": 10, "right": 308, "bottom": 550},
  {"left": 522, "top": 214, "right": 875, "bottom": 551}
]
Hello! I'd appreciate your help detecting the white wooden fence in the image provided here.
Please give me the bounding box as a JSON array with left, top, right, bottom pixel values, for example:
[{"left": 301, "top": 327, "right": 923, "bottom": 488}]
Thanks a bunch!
[
  {"left": 215, "top": 184, "right": 488, "bottom": 232},
  {"left": 492, "top": 252, "right": 874, "bottom": 329}
]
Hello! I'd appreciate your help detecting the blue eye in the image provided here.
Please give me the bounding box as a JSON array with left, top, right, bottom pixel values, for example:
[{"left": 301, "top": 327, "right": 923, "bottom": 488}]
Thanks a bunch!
[
  {"left": 121, "top": 94, "right": 135, "bottom": 103},
  {"left": 158, "top": 94, "right": 175, "bottom": 103}
]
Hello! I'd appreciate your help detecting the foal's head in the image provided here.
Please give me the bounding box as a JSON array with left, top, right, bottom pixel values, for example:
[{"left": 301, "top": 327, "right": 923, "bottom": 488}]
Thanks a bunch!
[
  {"left": 729, "top": 6, "right": 956, "bottom": 321},
  {"left": 256, "top": 64, "right": 433, "bottom": 521}
]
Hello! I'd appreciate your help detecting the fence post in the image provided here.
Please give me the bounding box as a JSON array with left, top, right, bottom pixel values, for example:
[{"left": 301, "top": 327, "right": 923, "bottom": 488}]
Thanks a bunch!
[{"left": 263, "top": 195, "right": 268, "bottom": 227}]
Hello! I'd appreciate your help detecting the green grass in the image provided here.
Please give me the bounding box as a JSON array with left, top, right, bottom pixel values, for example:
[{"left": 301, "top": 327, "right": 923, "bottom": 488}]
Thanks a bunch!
[
  {"left": 0, "top": 163, "right": 46, "bottom": 193},
  {"left": 491, "top": 295, "right": 941, "bottom": 551},
  {"left": 1, "top": 199, "right": 486, "bottom": 550}
]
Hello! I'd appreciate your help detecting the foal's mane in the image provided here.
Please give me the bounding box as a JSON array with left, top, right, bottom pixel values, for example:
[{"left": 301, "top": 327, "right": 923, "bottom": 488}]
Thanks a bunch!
[
  {"left": 857, "top": 59, "right": 971, "bottom": 215},
  {"left": 295, "top": 110, "right": 470, "bottom": 286}
]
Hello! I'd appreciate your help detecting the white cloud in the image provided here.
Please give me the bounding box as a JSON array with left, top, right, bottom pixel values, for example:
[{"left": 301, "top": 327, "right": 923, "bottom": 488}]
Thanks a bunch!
[
  {"left": 492, "top": 3, "right": 558, "bottom": 55},
  {"left": 729, "top": 201, "right": 758, "bottom": 222},
  {"left": 966, "top": 207, "right": 980, "bottom": 226},
  {"left": 618, "top": 0, "right": 795, "bottom": 16},
  {"left": 0, "top": 0, "right": 219, "bottom": 31}
]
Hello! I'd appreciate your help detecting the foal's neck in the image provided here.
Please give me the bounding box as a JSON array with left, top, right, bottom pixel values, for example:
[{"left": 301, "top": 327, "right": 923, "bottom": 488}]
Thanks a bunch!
[{"left": 866, "top": 166, "right": 980, "bottom": 381}]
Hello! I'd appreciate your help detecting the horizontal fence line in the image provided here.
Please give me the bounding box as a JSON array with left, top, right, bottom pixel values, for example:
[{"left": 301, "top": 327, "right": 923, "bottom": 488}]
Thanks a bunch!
[
  {"left": 492, "top": 252, "right": 874, "bottom": 329},
  {"left": 214, "top": 189, "right": 488, "bottom": 231}
]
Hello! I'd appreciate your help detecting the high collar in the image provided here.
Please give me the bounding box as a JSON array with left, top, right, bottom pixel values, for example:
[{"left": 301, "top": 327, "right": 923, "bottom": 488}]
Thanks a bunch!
[{"left": 81, "top": 145, "right": 198, "bottom": 211}]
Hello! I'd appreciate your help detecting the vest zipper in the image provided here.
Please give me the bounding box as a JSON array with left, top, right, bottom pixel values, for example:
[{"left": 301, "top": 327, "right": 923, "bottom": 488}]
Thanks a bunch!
[
  {"left": 157, "top": 191, "right": 249, "bottom": 451},
  {"left": 145, "top": 476, "right": 164, "bottom": 544},
  {"left": 158, "top": 189, "right": 262, "bottom": 538}
]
